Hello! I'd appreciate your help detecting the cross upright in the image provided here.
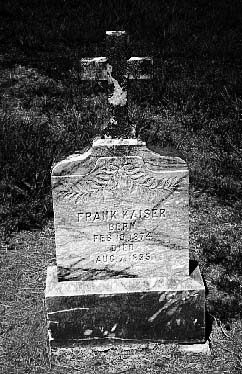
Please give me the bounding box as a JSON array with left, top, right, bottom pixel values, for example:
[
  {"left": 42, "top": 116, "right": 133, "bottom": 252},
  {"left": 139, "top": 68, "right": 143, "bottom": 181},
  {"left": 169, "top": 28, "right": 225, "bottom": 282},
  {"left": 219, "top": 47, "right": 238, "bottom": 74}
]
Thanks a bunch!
[{"left": 80, "top": 31, "right": 153, "bottom": 138}]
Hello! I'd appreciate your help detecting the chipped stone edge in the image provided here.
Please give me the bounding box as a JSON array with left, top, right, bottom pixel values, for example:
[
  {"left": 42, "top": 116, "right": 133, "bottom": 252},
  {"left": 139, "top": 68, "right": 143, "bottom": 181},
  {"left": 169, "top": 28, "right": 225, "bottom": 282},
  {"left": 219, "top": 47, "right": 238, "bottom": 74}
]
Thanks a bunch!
[
  {"left": 45, "top": 265, "right": 204, "bottom": 298},
  {"left": 178, "top": 340, "right": 210, "bottom": 354},
  {"left": 51, "top": 139, "right": 146, "bottom": 174}
]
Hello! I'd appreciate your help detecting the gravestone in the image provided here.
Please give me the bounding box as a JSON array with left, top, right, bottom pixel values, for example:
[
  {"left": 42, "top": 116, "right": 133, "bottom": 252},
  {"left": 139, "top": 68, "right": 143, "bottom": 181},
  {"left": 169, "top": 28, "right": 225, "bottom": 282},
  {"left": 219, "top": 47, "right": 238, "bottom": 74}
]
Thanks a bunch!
[
  {"left": 45, "top": 31, "right": 206, "bottom": 346},
  {"left": 52, "top": 139, "right": 189, "bottom": 282}
]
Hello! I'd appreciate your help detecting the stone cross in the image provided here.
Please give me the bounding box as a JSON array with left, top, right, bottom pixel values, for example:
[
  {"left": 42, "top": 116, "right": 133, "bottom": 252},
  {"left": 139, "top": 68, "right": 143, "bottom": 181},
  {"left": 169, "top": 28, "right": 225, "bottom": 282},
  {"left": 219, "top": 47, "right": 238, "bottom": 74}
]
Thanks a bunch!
[{"left": 80, "top": 31, "right": 153, "bottom": 138}]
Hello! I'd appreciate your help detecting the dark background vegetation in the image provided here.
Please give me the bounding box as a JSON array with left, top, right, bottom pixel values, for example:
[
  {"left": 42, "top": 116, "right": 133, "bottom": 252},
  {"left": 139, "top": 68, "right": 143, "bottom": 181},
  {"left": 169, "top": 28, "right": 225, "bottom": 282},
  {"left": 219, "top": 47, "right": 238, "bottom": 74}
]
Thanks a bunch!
[{"left": 0, "top": 0, "right": 242, "bottom": 340}]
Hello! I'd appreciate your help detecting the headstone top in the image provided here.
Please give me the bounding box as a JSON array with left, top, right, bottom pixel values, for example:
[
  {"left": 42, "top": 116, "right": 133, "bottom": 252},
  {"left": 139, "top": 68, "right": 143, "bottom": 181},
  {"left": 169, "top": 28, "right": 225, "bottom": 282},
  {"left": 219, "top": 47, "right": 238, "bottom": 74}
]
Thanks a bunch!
[
  {"left": 52, "top": 139, "right": 187, "bottom": 177},
  {"left": 128, "top": 57, "right": 150, "bottom": 61},
  {"left": 92, "top": 138, "right": 146, "bottom": 147},
  {"left": 106, "top": 30, "right": 126, "bottom": 36},
  {"left": 82, "top": 57, "right": 107, "bottom": 62}
]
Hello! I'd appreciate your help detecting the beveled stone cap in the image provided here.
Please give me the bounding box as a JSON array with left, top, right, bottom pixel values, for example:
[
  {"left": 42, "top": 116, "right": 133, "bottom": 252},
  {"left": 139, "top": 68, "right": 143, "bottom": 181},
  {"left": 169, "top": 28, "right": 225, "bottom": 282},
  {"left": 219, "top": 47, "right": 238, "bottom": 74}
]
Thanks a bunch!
[{"left": 92, "top": 138, "right": 146, "bottom": 147}]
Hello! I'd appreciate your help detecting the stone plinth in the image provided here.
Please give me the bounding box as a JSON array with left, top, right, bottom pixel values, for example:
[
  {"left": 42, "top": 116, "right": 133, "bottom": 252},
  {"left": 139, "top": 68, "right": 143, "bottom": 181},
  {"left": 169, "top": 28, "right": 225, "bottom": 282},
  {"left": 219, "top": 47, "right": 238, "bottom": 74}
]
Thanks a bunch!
[
  {"left": 45, "top": 263, "right": 205, "bottom": 343},
  {"left": 52, "top": 139, "right": 189, "bottom": 282},
  {"left": 46, "top": 139, "right": 206, "bottom": 345}
]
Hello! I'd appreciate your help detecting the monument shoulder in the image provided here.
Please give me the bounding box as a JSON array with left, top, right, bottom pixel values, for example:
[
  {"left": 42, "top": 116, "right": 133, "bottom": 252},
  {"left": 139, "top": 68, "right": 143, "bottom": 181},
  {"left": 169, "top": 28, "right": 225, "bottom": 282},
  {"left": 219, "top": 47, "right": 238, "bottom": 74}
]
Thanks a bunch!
[
  {"left": 51, "top": 148, "right": 93, "bottom": 177},
  {"left": 52, "top": 139, "right": 188, "bottom": 177}
]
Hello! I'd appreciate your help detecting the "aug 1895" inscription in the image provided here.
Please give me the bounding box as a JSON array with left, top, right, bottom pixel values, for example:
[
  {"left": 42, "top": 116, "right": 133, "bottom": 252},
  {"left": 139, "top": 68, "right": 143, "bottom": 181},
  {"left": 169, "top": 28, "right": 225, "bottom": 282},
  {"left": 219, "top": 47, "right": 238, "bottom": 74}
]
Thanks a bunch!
[{"left": 95, "top": 252, "right": 153, "bottom": 264}]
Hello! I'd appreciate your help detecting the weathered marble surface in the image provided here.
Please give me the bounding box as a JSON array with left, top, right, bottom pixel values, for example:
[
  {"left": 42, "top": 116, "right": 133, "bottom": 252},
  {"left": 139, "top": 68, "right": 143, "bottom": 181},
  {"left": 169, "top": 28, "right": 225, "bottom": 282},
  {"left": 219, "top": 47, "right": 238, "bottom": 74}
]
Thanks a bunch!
[
  {"left": 52, "top": 139, "right": 189, "bottom": 282},
  {"left": 45, "top": 264, "right": 205, "bottom": 343}
]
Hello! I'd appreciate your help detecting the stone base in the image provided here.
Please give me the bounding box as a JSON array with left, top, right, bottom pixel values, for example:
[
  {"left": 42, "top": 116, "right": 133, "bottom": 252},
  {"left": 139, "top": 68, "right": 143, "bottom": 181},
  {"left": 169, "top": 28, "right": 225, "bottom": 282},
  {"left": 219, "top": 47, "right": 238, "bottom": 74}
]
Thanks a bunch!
[
  {"left": 49, "top": 341, "right": 211, "bottom": 358},
  {"left": 45, "top": 264, "right": 205, "bottom": 344},
  {"left": 179, "top": 340, "right": 210, "bottom": 354}
]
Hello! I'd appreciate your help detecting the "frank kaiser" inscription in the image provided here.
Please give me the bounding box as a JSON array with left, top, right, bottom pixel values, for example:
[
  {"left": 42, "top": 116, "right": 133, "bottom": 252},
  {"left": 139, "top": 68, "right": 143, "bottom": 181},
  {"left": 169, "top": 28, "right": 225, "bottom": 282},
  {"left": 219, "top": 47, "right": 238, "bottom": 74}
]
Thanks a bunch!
[{"left": 77, "top": 208, "right": 166, "bottom": 222}]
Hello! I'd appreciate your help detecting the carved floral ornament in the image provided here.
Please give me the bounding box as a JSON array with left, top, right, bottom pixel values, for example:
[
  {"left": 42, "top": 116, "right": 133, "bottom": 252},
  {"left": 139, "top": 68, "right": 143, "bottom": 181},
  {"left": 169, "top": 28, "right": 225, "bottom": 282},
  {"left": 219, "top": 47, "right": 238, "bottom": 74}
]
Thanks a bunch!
[{"left": 55, "top": 158, "right": 185, "bottom": 203}]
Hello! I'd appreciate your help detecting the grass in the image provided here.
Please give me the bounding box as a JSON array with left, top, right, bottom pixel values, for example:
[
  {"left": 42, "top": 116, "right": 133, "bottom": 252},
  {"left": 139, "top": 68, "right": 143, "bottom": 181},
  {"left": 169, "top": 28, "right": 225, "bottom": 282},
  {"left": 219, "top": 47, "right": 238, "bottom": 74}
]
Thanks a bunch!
[
  {"left": 0, "top": 0, "right": 242, "bottom": 371},
  {"left": 1, "top": 224, "right": 242, "bottom": 373}
]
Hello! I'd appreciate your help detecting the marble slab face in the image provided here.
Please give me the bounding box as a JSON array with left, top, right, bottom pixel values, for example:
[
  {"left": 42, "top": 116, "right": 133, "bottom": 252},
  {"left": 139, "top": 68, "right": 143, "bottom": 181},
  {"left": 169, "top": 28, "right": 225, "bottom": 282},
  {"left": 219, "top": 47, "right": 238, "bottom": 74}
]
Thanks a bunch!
[{"left": 52, "top": 139, "right": 189, "bottom": 281}]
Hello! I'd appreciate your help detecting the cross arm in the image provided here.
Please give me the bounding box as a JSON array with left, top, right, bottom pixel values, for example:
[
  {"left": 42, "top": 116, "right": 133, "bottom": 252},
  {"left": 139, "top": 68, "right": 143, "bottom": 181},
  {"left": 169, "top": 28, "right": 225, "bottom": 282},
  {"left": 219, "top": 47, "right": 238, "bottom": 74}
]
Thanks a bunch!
[
  {"left": 127, "top": 57, "right": 153, "bottom": 80},
  {"left": 80, "top": 57, "right": 108, "bottom": 80}
]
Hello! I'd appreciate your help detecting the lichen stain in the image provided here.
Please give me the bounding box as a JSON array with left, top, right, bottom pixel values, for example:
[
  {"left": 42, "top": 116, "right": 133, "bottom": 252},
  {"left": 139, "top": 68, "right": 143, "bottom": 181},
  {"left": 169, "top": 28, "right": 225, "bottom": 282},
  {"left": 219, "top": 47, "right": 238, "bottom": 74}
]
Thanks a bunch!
[
  {"left": 107, "top": 63, "right": 127, "bottom": 106},
  {"left": 83, "top": 329, "right": 93, "bottom": 336}
]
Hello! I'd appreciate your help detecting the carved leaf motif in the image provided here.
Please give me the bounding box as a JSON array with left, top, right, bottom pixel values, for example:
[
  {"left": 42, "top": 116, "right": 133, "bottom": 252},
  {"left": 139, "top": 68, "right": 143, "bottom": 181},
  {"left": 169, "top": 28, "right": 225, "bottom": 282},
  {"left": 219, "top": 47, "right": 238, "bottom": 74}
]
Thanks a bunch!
[
  {"left": 127, "top": 167, "right": 146, "bottom": 179},
  {"left": 156, "top": 177, "right": 179, "bottom": 190},
  {"left": 57, "top": 160, "right": 182, "bottom": 203}
]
